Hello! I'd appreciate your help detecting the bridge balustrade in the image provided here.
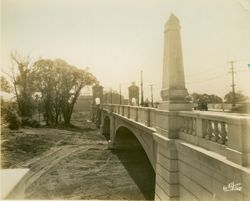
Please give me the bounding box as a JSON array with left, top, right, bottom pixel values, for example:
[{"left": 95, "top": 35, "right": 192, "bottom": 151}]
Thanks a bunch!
[
  {"left": 178, "top": 111, "right": 230, "bottom": 143},
  {"left": 137, "top": 107, "right": 150, "bottom": 126},
  {"left": 102, "top": 104, "right": 112, "bottom": 112},
  {"left": 178, "top": 111, "right": 250, "bottom": 165},
  {"left": 97, "top": 103, "right": 250, "bottom": 200},
  {"left": 113, "top": 105, "right": 117, "bottom": 113},
  {"left": 100, "top": 104, "right": 250, "bottom": 166},
  {"left": 129, "top": 106, "right": 138, "bottom": 121},
  {"left": 117, "top": 105, "right": 121, "bottom": 114},
  {"left": 123, "top": 105, "right": 129, "bottom": 117}
]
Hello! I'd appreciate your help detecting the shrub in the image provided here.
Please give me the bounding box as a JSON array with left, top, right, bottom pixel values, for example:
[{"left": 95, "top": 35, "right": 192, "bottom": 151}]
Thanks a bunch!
[
  {"left": 5, "top": 106, "right": 21, "bottom": 130},
  {"left": 22, "top": 117, "right": 40, "bottom": 128}
]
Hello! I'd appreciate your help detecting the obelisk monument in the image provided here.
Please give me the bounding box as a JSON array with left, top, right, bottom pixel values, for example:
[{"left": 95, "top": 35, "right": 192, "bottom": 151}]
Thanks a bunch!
[{"left": 159, "top": 14, "right": 192, "bottom": 111}]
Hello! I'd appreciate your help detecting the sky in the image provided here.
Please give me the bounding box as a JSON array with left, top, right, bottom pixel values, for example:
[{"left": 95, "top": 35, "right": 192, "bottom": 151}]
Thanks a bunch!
[{"left": 1, "top": 0, "right": 250, "bottom": 101}]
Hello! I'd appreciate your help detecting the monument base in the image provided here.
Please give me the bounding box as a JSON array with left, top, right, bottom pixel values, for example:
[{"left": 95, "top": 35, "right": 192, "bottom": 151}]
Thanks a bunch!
[
  {"left": 158, "top": 101, "right": 192, "bottom": 111},
  {"left": 161, "top": 88, "right": 189, "bottom": 100}
]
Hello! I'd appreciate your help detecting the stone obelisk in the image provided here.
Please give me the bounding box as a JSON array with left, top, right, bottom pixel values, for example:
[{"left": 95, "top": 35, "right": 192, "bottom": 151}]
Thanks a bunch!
[{"left": 159, "top": 14, "right": 192, "bottom": 111}]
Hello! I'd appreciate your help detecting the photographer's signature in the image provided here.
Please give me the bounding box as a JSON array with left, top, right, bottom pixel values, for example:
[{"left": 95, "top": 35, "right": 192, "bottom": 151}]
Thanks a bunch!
[{"left": 223, "top": 181, "right": 242, "bottom": 192}]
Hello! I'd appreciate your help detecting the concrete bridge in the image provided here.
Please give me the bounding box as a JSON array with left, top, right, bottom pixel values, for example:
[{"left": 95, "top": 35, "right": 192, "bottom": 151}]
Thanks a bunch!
[
  {"left": 96, "top": 104, "right": 250, "bottom": 201},
  {"left": 92, "top": 14, "right": 250, "bottom": 201}
]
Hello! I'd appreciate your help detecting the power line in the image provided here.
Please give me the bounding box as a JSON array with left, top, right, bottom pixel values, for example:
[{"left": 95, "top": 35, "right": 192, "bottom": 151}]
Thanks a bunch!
[
  {"left": 119, "top": 84, "right": 122, "bottom": 105},
  {"left": 237, "top": 69, "right": 250, "bottom": 73},
  {"left": 186, "top": 74, "right": 226, "bottom": 84},
  {"left": 186, "top": 58, "right": 250, "bottom": 78},
  {"left": 234, "top": 58, "right": 250, "bottom": 62},
  {"left": 150, "top": 84, "right": 154, "bottom": 107},
  {"left": 186, "top": 65, "right": 249, "bottom": 85},
  {"left": 186, "top": 66, "right": 226, "bottom": 78}
]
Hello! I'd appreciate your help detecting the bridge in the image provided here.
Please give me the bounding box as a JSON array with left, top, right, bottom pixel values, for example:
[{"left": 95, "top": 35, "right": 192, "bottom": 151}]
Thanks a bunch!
[
  {"left": 97, "top": 104, "right": 250, "bottom": 201},
  {"left": 92, "top": 14, "right": 250, "bottom": 201}
]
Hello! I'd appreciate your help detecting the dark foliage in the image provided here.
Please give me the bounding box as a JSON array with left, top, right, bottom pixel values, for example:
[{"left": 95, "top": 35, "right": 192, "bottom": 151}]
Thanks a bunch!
[
  {"left": 22, "top": 117, "right": 40, "bottom": 128},
  {"left": 5, "top": 105, "right": 21, "bottom": 130}
]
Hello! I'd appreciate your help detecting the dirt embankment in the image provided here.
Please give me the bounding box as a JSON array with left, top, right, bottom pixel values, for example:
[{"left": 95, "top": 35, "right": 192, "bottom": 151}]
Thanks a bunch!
[{"left": 1, "top": 119, "right": 155, "bottom": 200}]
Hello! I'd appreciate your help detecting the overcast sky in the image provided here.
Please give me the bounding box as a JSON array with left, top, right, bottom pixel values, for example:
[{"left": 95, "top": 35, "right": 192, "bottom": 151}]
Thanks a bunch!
[{"left": 1, "top": 0, "right": 250, "bottom": 101}]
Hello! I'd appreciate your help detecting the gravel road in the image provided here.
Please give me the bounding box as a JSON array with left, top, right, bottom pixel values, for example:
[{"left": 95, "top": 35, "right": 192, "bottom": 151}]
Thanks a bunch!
[{"left": 1, "top": 119, "right": 155, "bottom": 200}]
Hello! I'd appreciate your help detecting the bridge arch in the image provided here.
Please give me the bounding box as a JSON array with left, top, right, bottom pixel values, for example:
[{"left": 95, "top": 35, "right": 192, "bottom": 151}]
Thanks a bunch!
[
  {"left": 113, "top": 124, "right": 156, "bottom": 172},
  {"left": 113, "top": 125, "right": 155, "bottom": 200},
  {"left": 114, "top": 126, "right": 142, "bottom": 150}
]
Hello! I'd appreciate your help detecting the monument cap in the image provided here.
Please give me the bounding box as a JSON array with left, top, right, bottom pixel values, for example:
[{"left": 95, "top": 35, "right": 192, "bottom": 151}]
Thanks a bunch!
[{"left": 165, "top": 13, "right": 180, "bottom": 31}]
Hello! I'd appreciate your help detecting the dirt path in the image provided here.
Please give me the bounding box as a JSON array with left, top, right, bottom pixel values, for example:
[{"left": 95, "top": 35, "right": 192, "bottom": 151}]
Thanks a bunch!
[{"left": 2, "top": 120, "right": 155, "bottom": 200}]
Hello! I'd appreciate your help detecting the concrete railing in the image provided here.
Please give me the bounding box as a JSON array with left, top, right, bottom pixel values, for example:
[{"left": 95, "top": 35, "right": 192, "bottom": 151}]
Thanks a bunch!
[
  {"left": 103, "top": 104, "right": 174, "bottom": 134},
  {"left": 100, "top": 104, "right": 250, "bottom": 166},
  {"left": 178, "top": 111, "right": 250, "bottom": 166},
  {"left": 178, "top": 111, "right": 228, "bottom": 144}
]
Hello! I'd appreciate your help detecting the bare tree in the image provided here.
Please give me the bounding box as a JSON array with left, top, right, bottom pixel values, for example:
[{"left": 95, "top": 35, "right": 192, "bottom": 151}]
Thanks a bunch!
[{"left": 10, "top": 52, "right": 36, "bottom": 117}]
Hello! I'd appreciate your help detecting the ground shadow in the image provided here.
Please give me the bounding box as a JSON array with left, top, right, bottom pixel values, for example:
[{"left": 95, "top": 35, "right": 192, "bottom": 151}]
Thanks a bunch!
[
  {"left": 111, "top": 149, "right": 155, "bottom": 200},
  {"left": 111, "top": 126, "right": 156, "bottom": 200},
  {"left": 56, "top": 123, "right": 96, "bottom": 132},
  {"left": 102, "top": 132, "right": 110, "bottom": 141}
]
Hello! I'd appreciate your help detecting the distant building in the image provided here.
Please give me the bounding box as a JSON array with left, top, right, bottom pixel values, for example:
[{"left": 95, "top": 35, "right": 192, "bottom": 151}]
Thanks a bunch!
[
  {"left": 123, "top": 99, "right": 129, "bottom": 105},
  {"left": 103, "top": 91, "right": 124, "bottom": 104},
  {"left": 73, "top": 95, "right": 92, "bottom": 112}
]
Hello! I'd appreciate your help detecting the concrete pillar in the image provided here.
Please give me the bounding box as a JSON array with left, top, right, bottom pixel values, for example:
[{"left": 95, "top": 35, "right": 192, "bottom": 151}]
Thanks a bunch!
[
  {"left": 110, "top": 116, "right": 115, "bottom": 141},
  {"left": 92, "top": 83, "right": 103, "bottom": 105},
  {"left": 92, "top": 83, "right": 103, "bottom": 121},
  {"left": 108, "top": 115, "right": 116, "bottom": 149},
  {"left": 128, "top": 82, "right": 140, "bottom": 106},
  {"left": 155, "top": 14, "right": 192, "bottom": 201},
  {"left": 159, "top": 14, "right": 191, "bottom": 111},
  {"left": 154, "top": 134, "right": 179, "bottom": 201},
  {"left": 100, "top": 112, "right": 105, "bottom": 134}
]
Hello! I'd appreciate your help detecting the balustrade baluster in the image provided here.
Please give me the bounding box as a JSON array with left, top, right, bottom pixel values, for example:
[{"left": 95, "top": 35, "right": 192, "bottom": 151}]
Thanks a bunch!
[
  {"left": 192, "top": 118, "right": 196, "bottom": 135},
  {"left": 147, "top": 109, "right": 151, "bottom": 127},
  {"left": 180, "top": 117, "right": 185, "bottom": 132},
  {"left": 122, "top": 106, "right": 124, "bottom": 116},
  {"left": 211, "top": 121, "right": 219, "bottom": 142},
  {"left": 205, "top": 120, "right": 213, "bottom": 140},
  {"left": 184, "top": 117, "right": 188, "bottom": 133},
  {"left": 188, "top": 118, "right": 192, "bottom": 134},
  {"left": 176, "top": 113, "right": 232, "bottom": 148},
  {"left": 202, "top": 120, "right": 207, "bottom": 138},
  {"left": 218, "top": 122, "right": 227, "bottom": 145},
  {"left": 135, "top": 107, "right": 138, "bottom": 122}
]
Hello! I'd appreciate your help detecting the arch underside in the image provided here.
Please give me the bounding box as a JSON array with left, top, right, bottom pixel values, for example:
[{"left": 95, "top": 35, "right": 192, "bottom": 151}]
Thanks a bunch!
[
  {"left": 113, "top": 125, "right": 156, "bottom": 200},
  {"left": 114, "top": 127, "right": 143, "bottom": 150},
  {"left": 114, "top": 121, "right": 156, "bottom": 172}
]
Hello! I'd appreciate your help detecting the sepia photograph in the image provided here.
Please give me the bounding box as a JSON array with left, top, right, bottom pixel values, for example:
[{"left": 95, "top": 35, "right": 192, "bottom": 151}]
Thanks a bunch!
[{"left": 1, "top": 0, "right": 250, "bottom": 201}]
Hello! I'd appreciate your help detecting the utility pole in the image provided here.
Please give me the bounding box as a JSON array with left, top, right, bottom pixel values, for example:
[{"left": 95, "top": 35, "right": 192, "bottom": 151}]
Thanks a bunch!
[
  {"left": 119, "top": 84, "right": 122, "bottom": 105},
  {"left": 110, "top": 88, "right": 113, "bottom": 104},
  {"left": 105, "top": 91, "right": 108, "bottom": 104},
  {"left": 141, "top": 70, "right": 144, "bottom": 106},
  {"left": 150, "top": 84, "right": 154, "bottom": 107},
  {"left": 228, "top": 61, "right": 236, "bottom": 108}
]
